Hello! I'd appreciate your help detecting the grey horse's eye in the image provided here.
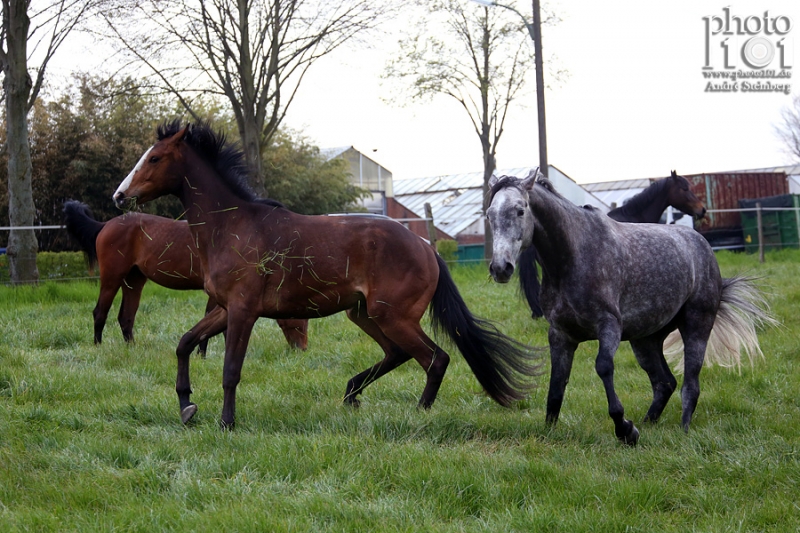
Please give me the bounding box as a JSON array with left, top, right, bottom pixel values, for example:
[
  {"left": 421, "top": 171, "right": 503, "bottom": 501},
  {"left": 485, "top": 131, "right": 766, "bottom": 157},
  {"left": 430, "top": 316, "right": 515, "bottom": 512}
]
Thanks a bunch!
[{"left": 517, "top": 209, "right": 525, "bottom": 217}]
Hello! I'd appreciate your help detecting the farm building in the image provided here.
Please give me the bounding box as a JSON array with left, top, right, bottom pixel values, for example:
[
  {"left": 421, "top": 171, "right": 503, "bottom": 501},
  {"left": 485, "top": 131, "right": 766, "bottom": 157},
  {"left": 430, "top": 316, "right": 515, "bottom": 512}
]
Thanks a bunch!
[
  {"left": 321, "top": 146, "right": 394, "bottom": 215},
  {"left": 391, "top": 165, "right": 605, "bottom": 245}
]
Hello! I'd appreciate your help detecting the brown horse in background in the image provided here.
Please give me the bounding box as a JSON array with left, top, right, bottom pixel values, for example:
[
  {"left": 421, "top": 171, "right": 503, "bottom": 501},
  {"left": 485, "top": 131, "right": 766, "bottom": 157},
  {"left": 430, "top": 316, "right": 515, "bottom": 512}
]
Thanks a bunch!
[
  {"left": 63, "top": 200, "right": 308, "bottom": 354},
  {"left": 112, "top": 120, "right": 540, "bottom": 429}
]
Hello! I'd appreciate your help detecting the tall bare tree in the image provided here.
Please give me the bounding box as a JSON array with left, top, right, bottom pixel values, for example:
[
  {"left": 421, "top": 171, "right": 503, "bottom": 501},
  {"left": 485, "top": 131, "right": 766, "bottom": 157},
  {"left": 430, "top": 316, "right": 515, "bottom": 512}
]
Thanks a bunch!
[
  {"left": 777, "top": 94, "right": 800, "bottom": 163},
  {"left": 384, "top": 0, "right": 561, "bottom": 259},
  {"left": 103, "top": 0, "right": 390, "bottom": 195},
  {"left": 1, "top": 0, "right": 96, "bottom": 283}
]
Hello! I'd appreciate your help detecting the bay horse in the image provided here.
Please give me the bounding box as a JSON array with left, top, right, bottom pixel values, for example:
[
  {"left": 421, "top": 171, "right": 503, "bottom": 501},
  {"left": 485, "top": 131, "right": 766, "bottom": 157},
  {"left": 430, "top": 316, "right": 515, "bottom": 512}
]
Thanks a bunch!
[
  {"left": 112, "top": 120, "right": 540, "bottom": 429},
  {"left": 487, "top": 170, "right": 774, "bottom": 444},
  {"left": 63, "top": 200, "right": 309, "bottom": 353},
  {"left": 520, "top": 170, "right": 707, "bottom": 317},
  {"left": 607, "top": 170, "right": 706, "bottom": 223}
]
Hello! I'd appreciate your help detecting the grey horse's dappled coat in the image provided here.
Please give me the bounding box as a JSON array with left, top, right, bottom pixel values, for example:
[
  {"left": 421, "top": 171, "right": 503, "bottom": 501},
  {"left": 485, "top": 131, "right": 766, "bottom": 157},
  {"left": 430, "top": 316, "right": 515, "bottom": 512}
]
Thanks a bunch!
[{"left": 487, "top": 170, "right": 775, "bottom": 445}]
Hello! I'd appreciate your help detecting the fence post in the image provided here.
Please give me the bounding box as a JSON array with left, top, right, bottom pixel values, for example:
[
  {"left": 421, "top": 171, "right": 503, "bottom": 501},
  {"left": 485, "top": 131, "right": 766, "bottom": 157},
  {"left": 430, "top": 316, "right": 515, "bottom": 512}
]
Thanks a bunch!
[
  {"left": 756, "top": 202, "right": 764, "bottom": 263},
  {"left": 424, "top": 203, "right": 437, "bottom": 249}
]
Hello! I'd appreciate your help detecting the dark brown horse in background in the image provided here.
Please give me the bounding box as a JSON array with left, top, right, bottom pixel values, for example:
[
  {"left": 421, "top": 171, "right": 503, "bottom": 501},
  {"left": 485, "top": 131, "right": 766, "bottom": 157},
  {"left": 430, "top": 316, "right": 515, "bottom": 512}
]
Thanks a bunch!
[
  {"left": 520, "top": 171, "right": 708, "bottom": 317},
  {"left": 63, "top": 200, "right": 309, "bottom": 354},
  {"left": 112, "top": 120, "right": 540, "bottom": 429},
  {"left": 607, "top": 170, "right": 706, "bottom": 223}
]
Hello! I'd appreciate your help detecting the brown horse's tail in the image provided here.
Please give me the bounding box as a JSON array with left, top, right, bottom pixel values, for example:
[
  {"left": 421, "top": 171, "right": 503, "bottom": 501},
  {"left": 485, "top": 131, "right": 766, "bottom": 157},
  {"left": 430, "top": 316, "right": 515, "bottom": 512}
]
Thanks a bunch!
[
  {"left": 429, "top": 254, "right": 542, "bottom": 406},
  {"left": 63, "top": 200, "right": 105, "bottom": 271}
]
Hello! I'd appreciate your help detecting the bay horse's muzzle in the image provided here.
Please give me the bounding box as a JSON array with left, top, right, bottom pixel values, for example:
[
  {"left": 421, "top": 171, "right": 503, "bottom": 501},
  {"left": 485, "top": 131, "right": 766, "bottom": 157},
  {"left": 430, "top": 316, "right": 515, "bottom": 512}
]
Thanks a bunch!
[
  {"left": 489, "top": 260, "right": 515, "bottom": 283},
  {"left": 113, "top": 191, "right": 132, "bottom": 210}
]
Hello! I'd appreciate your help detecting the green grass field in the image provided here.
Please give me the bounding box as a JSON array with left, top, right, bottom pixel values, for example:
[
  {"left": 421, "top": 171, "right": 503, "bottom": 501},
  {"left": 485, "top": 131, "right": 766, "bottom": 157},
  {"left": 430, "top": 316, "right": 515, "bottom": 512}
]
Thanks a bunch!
[{"left": 1, "top": 251, "right": 798, "bottom": 532}]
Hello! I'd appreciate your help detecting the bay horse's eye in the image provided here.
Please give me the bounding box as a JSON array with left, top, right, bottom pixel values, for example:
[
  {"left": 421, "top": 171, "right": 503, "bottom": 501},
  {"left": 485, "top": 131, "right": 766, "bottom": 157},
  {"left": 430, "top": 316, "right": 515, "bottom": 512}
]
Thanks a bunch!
[{"left": 149, "top": 155, "right": 160, "bottom": 164}]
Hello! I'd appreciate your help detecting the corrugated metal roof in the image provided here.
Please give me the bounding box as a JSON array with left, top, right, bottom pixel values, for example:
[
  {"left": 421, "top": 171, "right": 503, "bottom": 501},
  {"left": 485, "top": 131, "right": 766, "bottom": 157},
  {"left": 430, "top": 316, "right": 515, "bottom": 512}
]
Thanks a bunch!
[
  {"left": 591, "top": 188, "right": 647, "bottom": 209},
  {"left": 394, "top": 167, "right": 538, "bottom": 195},
  {"left": 724, "top": 164, "right": 800, "bottom": 175},
  {"left": 394, "top": 167, "right": 539, "bottom": 237},
  {"left": 394, "top": 166, "right": 600, "bottom": 236},
  {"left": 582, "top": 179, "right": 652, "bottom": 192}
]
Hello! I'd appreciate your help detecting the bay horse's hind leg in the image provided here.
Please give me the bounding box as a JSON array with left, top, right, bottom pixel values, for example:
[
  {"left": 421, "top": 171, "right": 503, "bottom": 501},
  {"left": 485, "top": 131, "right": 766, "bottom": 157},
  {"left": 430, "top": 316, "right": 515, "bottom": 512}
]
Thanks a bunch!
[
  {"left": 118, "top": 269, "right": 147, "bottom": 343},
  {"left": 93, "top": 271, "right": 127, "bottom": 344},
  {"left": 345, "top": 304, "right": 451, "bottom": 409},
  {"left": 343, "top": 306, "right": 413, "bottom": 407},
  {"left": 629, "top": 334, "right": 677, "bottom": 424}
]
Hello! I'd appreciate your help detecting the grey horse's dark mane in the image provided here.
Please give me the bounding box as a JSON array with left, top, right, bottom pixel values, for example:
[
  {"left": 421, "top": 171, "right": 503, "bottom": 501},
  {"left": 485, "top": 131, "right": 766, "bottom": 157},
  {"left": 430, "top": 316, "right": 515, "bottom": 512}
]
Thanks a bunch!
[{"left": 489, "top": 174, "right": 564, "bottom": 204}]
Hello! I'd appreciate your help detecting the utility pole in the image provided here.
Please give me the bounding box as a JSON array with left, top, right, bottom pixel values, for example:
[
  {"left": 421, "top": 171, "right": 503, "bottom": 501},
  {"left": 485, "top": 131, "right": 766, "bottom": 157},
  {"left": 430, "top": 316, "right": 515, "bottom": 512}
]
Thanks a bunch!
[{"left": 470, "top": 0, "right": 548, "bottom": 176}]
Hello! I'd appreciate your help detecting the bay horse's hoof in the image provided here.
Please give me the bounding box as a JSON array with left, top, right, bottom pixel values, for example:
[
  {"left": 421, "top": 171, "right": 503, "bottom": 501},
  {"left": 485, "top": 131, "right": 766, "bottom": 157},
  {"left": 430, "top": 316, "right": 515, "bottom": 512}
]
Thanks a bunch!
[
  {"left": 343, "top": 395, "right": 360, "bottom": 408},
  {"left": 219, "top": 419, "right": 235, "bottom": 431},
  {"left": 180, "top": 404, "right": 198, "bottom": 425}
]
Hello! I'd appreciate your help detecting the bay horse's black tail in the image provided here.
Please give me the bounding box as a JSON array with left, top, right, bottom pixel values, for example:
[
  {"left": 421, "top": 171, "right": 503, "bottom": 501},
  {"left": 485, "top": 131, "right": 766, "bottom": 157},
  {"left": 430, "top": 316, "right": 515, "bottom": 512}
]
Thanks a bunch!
[
  {"left": 429, "top": 254, "right": 542, "bottom": 406},
  {"left": 518, "top": 246, "right": 544, "bottom": 318},
  {"left": 63, "top": 200, "right": 104, "bottom": 271}
]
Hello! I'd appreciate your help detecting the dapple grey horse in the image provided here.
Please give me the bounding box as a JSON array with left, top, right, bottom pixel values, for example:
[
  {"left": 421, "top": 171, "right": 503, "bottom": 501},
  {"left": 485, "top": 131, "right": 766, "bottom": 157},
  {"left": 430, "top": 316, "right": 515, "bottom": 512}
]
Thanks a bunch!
[{"left": 487, "top": 169, "right": 775, "bottom": 444}]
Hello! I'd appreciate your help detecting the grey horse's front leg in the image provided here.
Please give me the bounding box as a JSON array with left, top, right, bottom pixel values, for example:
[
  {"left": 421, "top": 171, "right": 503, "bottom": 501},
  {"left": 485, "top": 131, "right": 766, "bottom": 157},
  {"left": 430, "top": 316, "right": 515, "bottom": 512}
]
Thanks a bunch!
[
  {"left": 545, "top": 328, "right": 577, "bottom": 425},
  {"left": 595, "top": 320, "right": 638, "bottom": 445}
]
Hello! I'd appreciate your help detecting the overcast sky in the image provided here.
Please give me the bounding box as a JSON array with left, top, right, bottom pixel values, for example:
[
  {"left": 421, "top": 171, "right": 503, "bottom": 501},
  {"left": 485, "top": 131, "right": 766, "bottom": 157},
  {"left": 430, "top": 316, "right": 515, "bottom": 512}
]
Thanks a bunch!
[
  {"left": 284, "top": 0, "right": 799, "bottom": 184},
  {"left": 49, "top": 0, "right": 799, "bottom": 185}
]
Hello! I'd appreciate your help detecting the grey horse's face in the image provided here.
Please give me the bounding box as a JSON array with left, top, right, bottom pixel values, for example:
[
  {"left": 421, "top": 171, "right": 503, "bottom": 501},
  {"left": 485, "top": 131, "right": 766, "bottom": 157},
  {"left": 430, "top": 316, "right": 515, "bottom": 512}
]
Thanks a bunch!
[{"left": 487, "top": 176, "right": 536, "bottom": 283}]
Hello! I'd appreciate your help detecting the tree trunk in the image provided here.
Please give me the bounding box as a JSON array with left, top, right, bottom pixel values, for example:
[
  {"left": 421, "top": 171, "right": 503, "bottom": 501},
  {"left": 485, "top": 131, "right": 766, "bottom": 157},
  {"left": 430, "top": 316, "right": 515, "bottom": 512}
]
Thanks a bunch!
[
  {"left": 3, "top": 0, "right": 39, "bottom": 284},
  {"left": 482, "top": 147, "right": 496, "bottom": 261},
  {"left": 240, "top": 117, "right": 266, "bottom": 197}
]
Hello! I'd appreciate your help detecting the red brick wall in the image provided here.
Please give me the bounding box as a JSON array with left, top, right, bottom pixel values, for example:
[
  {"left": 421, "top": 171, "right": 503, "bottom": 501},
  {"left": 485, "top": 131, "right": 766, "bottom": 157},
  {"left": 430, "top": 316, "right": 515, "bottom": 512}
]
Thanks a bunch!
[{"left": 386, "top": 198, "right": 453, "bottom": 241}]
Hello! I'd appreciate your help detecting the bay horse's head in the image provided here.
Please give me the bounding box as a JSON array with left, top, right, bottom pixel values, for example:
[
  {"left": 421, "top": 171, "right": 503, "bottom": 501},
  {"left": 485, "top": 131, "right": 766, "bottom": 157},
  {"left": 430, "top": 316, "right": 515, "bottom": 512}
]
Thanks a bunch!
[
  {"left": 113, "top": 125, "right": 190, "bottom": 210},
  {"left": 486, "top": 168, "right": 539, "bottom": 283},
  {"left": 666, "top": 170, "right": 706, "bottom": 220}
]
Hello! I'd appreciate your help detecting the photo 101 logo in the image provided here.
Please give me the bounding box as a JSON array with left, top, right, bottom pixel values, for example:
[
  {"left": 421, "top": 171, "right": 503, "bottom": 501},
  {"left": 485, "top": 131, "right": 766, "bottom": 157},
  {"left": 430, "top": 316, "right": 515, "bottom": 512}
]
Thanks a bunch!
[{"left": 702, "top": 7, "right": 793, "bottom": 94}]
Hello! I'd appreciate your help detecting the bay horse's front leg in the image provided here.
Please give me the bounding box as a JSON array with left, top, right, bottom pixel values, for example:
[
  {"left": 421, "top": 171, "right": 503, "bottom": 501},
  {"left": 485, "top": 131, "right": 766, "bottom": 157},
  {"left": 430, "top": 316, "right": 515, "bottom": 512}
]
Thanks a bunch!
[
  {"left": 277, "top": 318, "right": 309, "bottom": 350},
  {"left": 175, "top": 305, "right": 228, "bottom": 424},
  {"left": 595, "top": 321, "right": 638, "bottom": 445},
  {"left": 219, "top": 307, "right": 258, "bottom": 430},
  {"left": 118, "top": 270, "right": 147, "bottom": 343},
  {"left": 196, "top": 296, "right": 219, "bottom": 358}
]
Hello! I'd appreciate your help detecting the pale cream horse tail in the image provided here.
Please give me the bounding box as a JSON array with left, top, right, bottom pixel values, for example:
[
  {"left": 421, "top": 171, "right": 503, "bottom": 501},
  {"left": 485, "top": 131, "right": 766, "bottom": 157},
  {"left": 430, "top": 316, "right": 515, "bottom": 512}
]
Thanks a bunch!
[{"left": 663, "top": 276, "right": 779, "bottom": 373}]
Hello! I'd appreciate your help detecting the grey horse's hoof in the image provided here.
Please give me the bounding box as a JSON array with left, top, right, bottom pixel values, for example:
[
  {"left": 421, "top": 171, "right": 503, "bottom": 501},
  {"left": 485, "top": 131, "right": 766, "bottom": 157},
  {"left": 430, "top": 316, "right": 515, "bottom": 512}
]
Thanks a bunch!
[
  {"left": 622, "top": 424, "right": 640, "bottom": 446},
  {"left": 180, "top": 404, "right": 198, "bottom": 425}
]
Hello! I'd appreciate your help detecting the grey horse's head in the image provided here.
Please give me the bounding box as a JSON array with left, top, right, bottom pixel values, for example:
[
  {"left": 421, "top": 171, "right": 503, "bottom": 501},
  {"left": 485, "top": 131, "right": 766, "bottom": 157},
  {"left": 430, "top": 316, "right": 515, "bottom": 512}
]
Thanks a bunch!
[{"left": 486, "top": 168, "right": 541, "bottom": 283}]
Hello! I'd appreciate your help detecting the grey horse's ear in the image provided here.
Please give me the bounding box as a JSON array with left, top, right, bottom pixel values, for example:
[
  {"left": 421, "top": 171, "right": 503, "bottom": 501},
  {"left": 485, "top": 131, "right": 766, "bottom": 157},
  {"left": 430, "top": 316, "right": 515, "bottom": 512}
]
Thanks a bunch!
[
  {"left": 488, "top": 174, "right": 500, "bottom": 188},
  {"left": 521, "top": 167, "right": 539, "bottom": 190}
]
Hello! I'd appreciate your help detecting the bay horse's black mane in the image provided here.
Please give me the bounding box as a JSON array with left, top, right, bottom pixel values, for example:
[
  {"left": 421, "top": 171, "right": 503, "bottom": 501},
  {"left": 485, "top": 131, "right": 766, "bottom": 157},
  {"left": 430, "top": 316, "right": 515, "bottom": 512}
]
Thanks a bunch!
[
  {"left": 613, "top": 177, "right": 669, "bottom": 216},
  {"left": 157, "top": 120, "right": 284, "bottom": 209}
]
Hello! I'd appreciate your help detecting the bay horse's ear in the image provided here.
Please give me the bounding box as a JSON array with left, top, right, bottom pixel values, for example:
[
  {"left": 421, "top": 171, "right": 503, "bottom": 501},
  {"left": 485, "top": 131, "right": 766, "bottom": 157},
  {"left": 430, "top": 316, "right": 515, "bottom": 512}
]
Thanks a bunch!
[
  {"left": 170, "top": 125, "right": 190, "bottom": 144},
  {"left": 488, "top": 174, "right": 500, "bottom": 189},
  {"left": 670, "top": 170, "right": 678, "bottom": 178}
]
